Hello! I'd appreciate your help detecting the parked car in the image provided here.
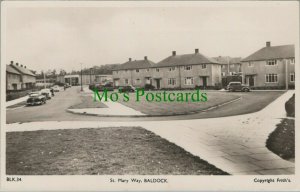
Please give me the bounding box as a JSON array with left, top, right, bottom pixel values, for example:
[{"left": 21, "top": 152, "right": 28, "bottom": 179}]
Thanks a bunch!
[
  {"left": 118, "top": 85, "right": 136, "bottom": 93},
  {"left": 97, "top": 83, "right": 114, "bottom": 91},
  {"left": 40, "top": 89, "right": 52, "bottom": 100},
  {"left": 144, "top": 84, "right": 155, "bottom": 91},
  {"left": 227, "top": 82, "right": 250, "bottom": 92},
  {"left": 27, "top": 94, "right": 46, "bottom": 106},
  {"left": 64, "top": 83, "right": 71, "bottom": 88},
  {"left": 52, "top": 85, "right": 60, "bottom": 92}
]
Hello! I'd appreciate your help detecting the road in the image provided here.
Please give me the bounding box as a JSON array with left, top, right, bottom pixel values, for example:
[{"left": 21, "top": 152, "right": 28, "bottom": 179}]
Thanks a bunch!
[{"left": 6, "top": 86, "right": 284, "bottom": 124}]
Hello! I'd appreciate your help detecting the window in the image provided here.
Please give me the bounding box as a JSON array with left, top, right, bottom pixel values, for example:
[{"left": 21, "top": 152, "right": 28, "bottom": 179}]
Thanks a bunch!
[
  {"left": 136, "top": 69, "right": 139, "bottom": 73},
  {"left": 266, "top": 60, "right": 277, "bottom": 66},
  {"left": 125, "top": 79, "right": 129, "bottom": 85},
  {"left": 229, "top": 72, "right": 233, "bottom": 75},
  {"left": 202, "top": 64, "right": 206, "bottom": 69},
  {"left": 156, "top": 68, "right": 160, "bottom": 72},
  {"left": 136, "top": 79, "right": 141, "bottom": 84},
  {"left": 146, "top": 68, "right": 150, "bottom": 72},
  {"left": 184, "top": 65, "right": 192, "bottom": 70},
  {"left": 169, "top": 67, "right": 176, "bottom": 71},
  {"left": 248, "top": 62, "right": 253, "bottom": 67},
  {"left": 184, "top": 77, "right": 194, "bottom": 85},
  {"left": 265, "top": 74, "right": 278, "bottom": 83},
  {"left": 291, "top": 58, "right": 295, "bottom": 64},
  {"left": 290, "top": 73, "right": 295, "bottom": 82},
  {"left": 221, "top": 72, "right": 226, "bottom": 76},
  {"left": 168, "top": 78, "right": 176, "bottom": 85}
]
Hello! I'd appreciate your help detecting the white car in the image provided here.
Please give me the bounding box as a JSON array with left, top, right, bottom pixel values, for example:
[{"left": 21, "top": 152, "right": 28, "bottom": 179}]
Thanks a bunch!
[
  {"left": 52, "top": 85, "right": 60, "bottom": 92},
  {"left": 40, "top": 89, "right": 52, "bottom": 99}
]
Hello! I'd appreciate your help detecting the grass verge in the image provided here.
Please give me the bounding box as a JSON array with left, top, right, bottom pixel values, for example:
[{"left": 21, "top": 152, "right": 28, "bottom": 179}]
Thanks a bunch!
[
  {"left": 7, "top": 127, "right": 228, "bottom": 175},
  {"left": 69, "top": 95, "right": 107, "bottom": 109},
  {"left": 266, "top": 119, "right": 295, "bottom": 160}
]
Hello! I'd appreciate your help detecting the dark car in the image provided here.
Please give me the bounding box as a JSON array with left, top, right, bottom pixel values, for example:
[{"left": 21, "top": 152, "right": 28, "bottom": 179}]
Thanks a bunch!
[
  {"left": 27, "top": 95, "right": 46, "bottom": 106},
  {"left": 97, "top": 83, "right": 114, "bottom": 91},
  {"left": 227, "top": 82, "right": 250, "bottom": 92},
  {"left": 144, "top": 84, "right": 155, "bottom": 91},
  {"left": 118, "top": 85, "right": 136, "bottom": 93}
]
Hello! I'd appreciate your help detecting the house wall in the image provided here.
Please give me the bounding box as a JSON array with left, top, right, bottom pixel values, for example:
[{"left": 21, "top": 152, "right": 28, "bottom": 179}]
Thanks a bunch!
[
  {"left": 6, "top": 72, "right": 22, "bottom": 90},
  {"left": 113, "top": 68, "right": 151, "bottom": 87},
  {"left": 152, "top": 64, "right": 221, "bottom": 89},
  {"left": 241, "top": 58, "right": 295, "bottom": 88},
  {"left": 22, "top": 75, "right": 36, "bottom": 89}
]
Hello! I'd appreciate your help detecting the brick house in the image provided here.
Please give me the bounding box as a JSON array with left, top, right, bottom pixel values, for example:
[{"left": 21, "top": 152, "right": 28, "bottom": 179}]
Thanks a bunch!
[
  {"left": 152, "top": 49, "right": 221, "bottom": 89},
  {"left": 6, "top": 65, "right": 22, "bottom": 91},
  {"left": 241, "top": 42, "right": 295, "bottom": 89},
  {"left": 8, "top": 61, "right": 36, "bottom": 90},
  {"left": 112, "top": 57, "right": 156, "bottom": 87}
]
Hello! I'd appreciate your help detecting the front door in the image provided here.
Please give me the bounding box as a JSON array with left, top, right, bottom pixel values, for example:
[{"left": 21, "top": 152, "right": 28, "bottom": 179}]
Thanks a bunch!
[
  {"left": 249, "top": 76, "right": 254, "bottom": 86},
  {"left": 155, "top": 79, "right": 160, "bottom": 89},
  {"left": 202, "top": 77, "right": 207, "bottom": 87}
]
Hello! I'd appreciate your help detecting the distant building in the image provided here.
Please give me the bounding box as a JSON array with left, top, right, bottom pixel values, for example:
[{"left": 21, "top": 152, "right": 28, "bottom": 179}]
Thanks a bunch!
[
  {"left": 112, "top": 57, "right": 156, "bottom": 87},
  {"left": 213, "top": 56, "right": 242, "bottom": 77},
  {"left": 241, "top": 42, "right": 295, "bottom": 89},
  {"left": 56, "top": 74, "right": 112, "bottom": 86},
  {"left": 36, "top": 78, "right": 56, "bottom": 88},
  {"left": 64, "top": 74, "right": 80, "bottom": 86},
  {"left": 6, "top": 61, "right": 36, "bottom": 91}
]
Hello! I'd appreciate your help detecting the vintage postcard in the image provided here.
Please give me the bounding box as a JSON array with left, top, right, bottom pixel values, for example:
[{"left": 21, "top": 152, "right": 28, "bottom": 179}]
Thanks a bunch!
[{"left": 0, "top": 1, "right": 299, "bottom": 191}]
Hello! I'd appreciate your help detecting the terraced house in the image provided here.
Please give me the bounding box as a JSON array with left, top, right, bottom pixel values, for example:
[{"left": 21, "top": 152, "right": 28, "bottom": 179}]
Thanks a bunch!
[
  {"left": 152, "top": 49, "right": 222, "bottom": 89},
  {"left": 241, "top": 42, "right": 295, "bottom": 89},
  {"left": 112, "top": 57, "right": 156, "bottom": 87}
]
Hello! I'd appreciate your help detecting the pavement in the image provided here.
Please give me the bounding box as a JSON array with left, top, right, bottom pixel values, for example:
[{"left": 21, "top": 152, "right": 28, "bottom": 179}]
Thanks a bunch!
[
  {"left": 6, "top": 95, "right": 28, "bottom": 107},
  {"left": 6, "top": 90, "right": 295, "bottom": 175}
]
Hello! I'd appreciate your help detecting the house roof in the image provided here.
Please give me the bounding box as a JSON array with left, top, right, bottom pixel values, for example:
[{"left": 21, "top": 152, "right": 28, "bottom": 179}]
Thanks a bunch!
[
  {"left": 114, "top": 59, "right": 156, "bottom": 70},
  {"left": 156, "top": 53, "right": 219, "bottom": 68},
  {"left": 6, "top": 65, "right": 21, "bottom": 75},
  {"left": 11, "top": 64, "right": 36, "bottom": 76},
  {"left": 242, "top": 44, "right": 295, "bottom": 62},
  {"left": 213, "top": 56, "right": 242, "bottom": 65}
]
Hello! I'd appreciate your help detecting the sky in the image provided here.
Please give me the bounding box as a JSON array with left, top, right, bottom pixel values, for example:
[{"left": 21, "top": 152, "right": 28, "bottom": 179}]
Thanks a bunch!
[{"left": 3, "top": 1, "right": 299, "bottom": 73}]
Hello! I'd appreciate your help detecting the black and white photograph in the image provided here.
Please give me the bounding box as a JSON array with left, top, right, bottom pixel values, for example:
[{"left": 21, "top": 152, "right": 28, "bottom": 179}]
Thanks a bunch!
[{"left": 1, "top": 1, "right": 299, "bottom": 191}]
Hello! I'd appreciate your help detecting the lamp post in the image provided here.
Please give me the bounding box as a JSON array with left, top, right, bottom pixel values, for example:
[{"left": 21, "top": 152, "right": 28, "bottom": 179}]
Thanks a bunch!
[
  {"left": 80, "top": 63, "right": 83, "bottom": 91},
  {"left": 90, "top": 67, "right": 92, "bottom": 85}
]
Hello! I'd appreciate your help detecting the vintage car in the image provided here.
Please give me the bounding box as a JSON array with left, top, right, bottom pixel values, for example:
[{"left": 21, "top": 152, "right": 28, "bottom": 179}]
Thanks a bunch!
[
  {"left": 52, "top": 85, "right": 60, "bottom": 92},
  {"left": 40, "top": 89, "right": 52, "bottom": 100},
  {"left": 27, "top": 94, "right": 46, "bottom": 106},
  {"left": 227, "top": 82, "right": 250, "bottom": 92},
  {"left": 118, "top": 85, "right": 136, "bottom": 93}
]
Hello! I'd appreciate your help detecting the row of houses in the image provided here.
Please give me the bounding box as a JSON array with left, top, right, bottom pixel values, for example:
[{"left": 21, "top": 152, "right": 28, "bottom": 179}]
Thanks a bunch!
[
  {"left": 112, "top": 42, "right": 295, "bottom": 89},
  {"left": 6, "top": 61, "right": 36, "bottom": 91}
]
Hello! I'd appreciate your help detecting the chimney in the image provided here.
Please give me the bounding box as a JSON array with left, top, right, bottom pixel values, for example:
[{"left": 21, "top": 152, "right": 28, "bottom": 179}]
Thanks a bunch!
[
  {"left": 266, "top": 41, "right": 271, "bottom": 47},
  {"left": 10, "top": 61, "right": 13, "bottom": 65},
  {"left": 172, "top": 51, "right": 176, "bottom": 56},
  {"left": 129, "top": 58, "right": 132, "bottom": 62},
  {"left": 16, "top": 63, "right": 19, "bottom": 66},
  {"left": 195, "top": 49, "right": 199, "bottom": 54},
  {"left": 144, "top": 56, "right": 148, "bottom": 60}
]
